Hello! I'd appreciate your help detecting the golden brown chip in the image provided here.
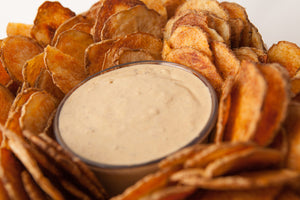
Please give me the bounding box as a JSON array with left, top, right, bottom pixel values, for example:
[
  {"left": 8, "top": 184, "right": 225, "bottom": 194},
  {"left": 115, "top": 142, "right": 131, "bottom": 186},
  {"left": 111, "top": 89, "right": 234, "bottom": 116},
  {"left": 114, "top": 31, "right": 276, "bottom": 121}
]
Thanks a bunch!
[
  {"left": 233, "top": 47, "right": 259, "bottom": 62},
  {"left": 0, "top": 148, "right": 29, "bottom": 200},
  {"left": 140, "top": 185, "right": 196, "bottom": 200},
  {"left": 44, "top": 46, "right": 88, "bottom": 94},
  {"left": 71, "top": 22, "right": 93, "bottom": 34},
  {"left": 171, "top": 168, "right": 206, "bottom": 182},
  {"left": 115, "top": 48, "right": 154, "bottom": 65},
  {"left": 162, "top": 40, "right": 172, "bottom": 60},
  {"left": 214, "top": 76, "right": 234, "bottom": 143},
  {"left": 0, "top": 60, "right": 12, "bottom": 87},
  {"left": 103, "top": 33, "right": 162, "bottom": 70},
  {"left": 203, "top": 147, "right": 283, "bottom": 178},
  {"left": 165, "top": 47, "right": 223, "bottom": 94},
  {"left": 93, "top": 0, "right": 145, "bottom": 42},
  {"left": 211, "top": 41, "right": 240, "bottom": 79},
  {"left": 52, "top": 14, "right": 93, "bottom": 46},
  {"left": 19, "top": 90, "right": 57, "bottom": 134},
  {"left": 6, "top": 23, "right": 33, "bottom": 37},
  {"left": 111, "top": 167, "right": 178, "bottom": 200},
  {"left": 140, "top": 0, "right": 168, "bottom": 22},
  {"left": 223, "top": 60, "right": 267, "bottom": 142},
  {"left": 207, "top": 13, "right": 231, "bottom": 46},
  {"left": 54, "top": 29, "right": 94, "bottom": 66},
  {"left": 1, "top": 35, "right": 43, "bottom": 83},
  {"left": 267, "top": 41, "right": 300, "bottom": 77},
  {"left": 159, "top": 144, "right": 208, "bottom": 169},
  {"left": 228, "top": 18, "right": 244, "bottom": 48},
  {"left": 31, "top": 1, "right": 75, "bottom": 46},
  {"left": 176, "top": 0, "right": 229, "bottom": 21},
  {"left": 21, "top": 171, "right": 48, "bottom": 200},
  {"left": 85, "top": 39, "right": 115, "bottom": 76},
  {"left": 22, "top": 53, "right": 45, "bottom": 88},
  {"left": 168, "top": 25, "right": 213, "bottom": 60},
  {"left": 184, "top": 142, "right": 256, "bottom": 168},
  {"left": 162, "top": 0, "right": 186, "bottom": 19},
  {"left": 0, "top": 85, "right": 14, "bottom": 125},
  {"left": 101, "top": 5, "right": 163, "bottom": 40},
  {"left": 253, "top": 63, "right": 290, "bottom": 146},
  {"left": 198, "top": 187, "right": 281, "bottom": 200},
  {"left": 82, "top": 0, "right": 104, "bottom": 20},
  {"left": 250, "top": 23, "right": 265, "bottom": 50},
  {"left": 177, "top": 169, "right": 300, "bottom": 190},
  {"left": 284, "top": 102, "right": 300, "bottom": 171},
  {"left": 4, "top": 129, "right": 65, "bottom": 200}
]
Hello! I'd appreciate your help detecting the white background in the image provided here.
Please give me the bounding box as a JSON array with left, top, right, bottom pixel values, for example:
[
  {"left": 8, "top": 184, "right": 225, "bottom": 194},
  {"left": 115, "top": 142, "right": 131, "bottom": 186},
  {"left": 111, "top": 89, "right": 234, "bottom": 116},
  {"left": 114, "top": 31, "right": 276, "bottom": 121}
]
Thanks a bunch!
[{"left": 0, "top": 0, "right": 299, "bottom": 49}]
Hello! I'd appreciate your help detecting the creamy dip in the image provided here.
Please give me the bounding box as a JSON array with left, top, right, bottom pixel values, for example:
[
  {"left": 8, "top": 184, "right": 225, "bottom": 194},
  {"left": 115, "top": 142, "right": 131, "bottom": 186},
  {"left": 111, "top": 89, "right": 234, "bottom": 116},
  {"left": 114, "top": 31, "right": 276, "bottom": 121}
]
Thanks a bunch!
[{"left": 57, "top": 63, "right": 213, "bottom": 166}]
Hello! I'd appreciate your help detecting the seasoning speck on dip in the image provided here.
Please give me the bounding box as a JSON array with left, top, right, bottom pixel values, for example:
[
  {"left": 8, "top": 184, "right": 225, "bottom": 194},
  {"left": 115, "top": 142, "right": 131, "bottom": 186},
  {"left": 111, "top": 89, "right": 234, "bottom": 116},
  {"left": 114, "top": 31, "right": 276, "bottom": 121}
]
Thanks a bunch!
[{"left": 57, "top": 62, "right": 214, "bottom": 166}]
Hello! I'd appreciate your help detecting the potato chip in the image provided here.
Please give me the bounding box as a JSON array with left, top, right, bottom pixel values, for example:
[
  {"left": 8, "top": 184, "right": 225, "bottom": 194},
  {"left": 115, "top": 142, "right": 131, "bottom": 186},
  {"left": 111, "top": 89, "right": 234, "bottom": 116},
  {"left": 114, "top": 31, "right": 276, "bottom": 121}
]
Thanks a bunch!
[
  {"left": 6, "top": 23, "right": 33, "bottom": 37},
  {"left": 140, "top": 0, "right": 167, "bottom": 22},
  {"left": 165, "top": 47, "right": 223, "bottom": 93},
  {"left": 176, "top": 0, "right": 229, "bottom": 21},
  {"left": 71, "top": 22, "right": 93, "bottom": 34},
  {"left": 111, "top": 167, "right": 178, "bottom": 200},
  {"left": 22, "top": 53, "right": 44, "bottom": 88},
  {"left": 162, "top": 41, "right": 172, "bottom": 60},
  {"left": 178, "top": 169, "right": 300, "bottom": 190},
  {"left": 0, "top": 60, "right": 12, "bottom": 87},
  {"left": 85, "top": 39, "right": 115, "bottom": 76},
  {"left": 207, "top": 13, "right": 231, "bottom": 46},
  {"left": 214, "top": 76, "right": 234, "bottom": 143},
  {"left": 101, "top": 5, "right": 163, "bottom": 40},
  {"left": 253, "top": 63, "right": 290, "bottom": 146},
  {"left": 0, "top": 148, "right": 29, "bottom": 200},
  {"left": 211, "top": 41, "right": 240, "bottom": 79},
  {"left": 171, "top": 168, "right": 206, "bottom": 182},
  {"left": 267, "top": 41, "right": 300, "bottom": 77},
  {"left": 223, "top": 60, "right": 267, "bottom": 142},
  {"left": 4, "top": 129, "right": 65, "bottom": 200},
  {"left": 44, "top": 46, "right": 88, "bottom": 94},
  {"left": 81, "top": 0, "right": 104, "bottom": 21},
  {"left": 102, "top": 33, "right": 162, "bottom": 70},
  {"left": 203, "top": 147, "right": 283, "bottom": 178},
  {"left": 184, "top": 142, "right": 256, "bottom": 168},
  {"left": 19, "top": 90, "right": 57, "bottom": 134},
  {"left": 228, "top": 18, "right": 244, "bottom": 48},
  {"left": 31, "top": 1, "right": 75, "bottom": 46},
  {"left": 54, "top": 29, "right": 94, "bottom": 66},
  {"left": 168, "top": 25, "right": 213, "bottom": 60},
  {"left": 1, "top": 36, "right": 43, "bottom": 83},
  {"left": 51, "top": 14, "right": 93, "bottom": 46},
  {"left": 115, "top": 48, "right": 154, "bottom": 65},
  {"left": 198, "top": 187, "right": 281, "bottom": 200},
  {"left": 140, "top": 185, "right": 195, "bottom": 200},
  {"left": 250, "top": 23, "right": 265, "bottom": 50},
  {"left": 93, "top": 0, "right": 145, "bottom": 42},
  {"left": 159, "top": 144, "right": 208, "bottom": 169},
  {"left": 161, "top": 0, "right": 186, "bottom": 19},
  {"left": 21, "top": 171, "right": 48, "bottom": 200},
  {"left": 284, "top": 102, "right": 300, "bottom": 171},
  {"left": 0, "top": 85, "right": 14, "bottom": 125},
  {"left": 251, "top": 47, "right": 267, "bottom": 63},
  {"left": 233, "top": 47, "right": 259, "bottom": 62}
]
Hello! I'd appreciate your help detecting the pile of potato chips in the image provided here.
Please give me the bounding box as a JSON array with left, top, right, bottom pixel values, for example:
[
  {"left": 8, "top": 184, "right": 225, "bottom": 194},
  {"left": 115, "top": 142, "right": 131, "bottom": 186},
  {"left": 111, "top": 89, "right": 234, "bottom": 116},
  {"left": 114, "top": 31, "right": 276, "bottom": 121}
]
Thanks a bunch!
[{"left": 0, "top": 0, "right": 300, "bottom": 199}]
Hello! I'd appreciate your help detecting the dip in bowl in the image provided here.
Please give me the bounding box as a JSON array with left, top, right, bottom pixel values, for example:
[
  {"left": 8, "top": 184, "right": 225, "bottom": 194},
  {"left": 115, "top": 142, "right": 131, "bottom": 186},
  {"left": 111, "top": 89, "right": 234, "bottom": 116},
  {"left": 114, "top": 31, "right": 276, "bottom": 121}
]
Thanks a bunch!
[{"left": 54, "top": 61, "right": 218, "bottom": 195}]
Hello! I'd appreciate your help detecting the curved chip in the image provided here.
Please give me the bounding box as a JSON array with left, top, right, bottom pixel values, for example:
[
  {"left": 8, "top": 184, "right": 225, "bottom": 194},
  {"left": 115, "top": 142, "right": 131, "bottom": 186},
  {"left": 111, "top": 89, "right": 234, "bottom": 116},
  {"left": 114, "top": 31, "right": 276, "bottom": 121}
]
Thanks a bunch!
[
  {"left": 31, "top": 1, "right": 75, "bottom": 46},
  {"left": 44, "top": 46, "right": 88, "bottom": 94},
  {"left": 22, "top": 53, "right": 45, "bottom": 88},
  {"left": 0, "top": 85, "right": 14, "bottom": 125},
  {"left": 21, "top": 171, "right": 48, "bottom": 200},
  {"left": 165, "top": 47, "right": 223, "bottom": 94},
  {"left": 228, "top": 18, "right": 244, "bottom": 48},
  {"left": 233, "top": 47, "right": 260, "bottom": 62},
  {"left": 207, "top": 13, "right": 231, "bottom": 46},
  {"left": 71, "top": 22, "right": 93, "bottom": 34},
  {"left": 267, "top": 41, "right": 300, "bottom": 77},
  {"left": 140, "top": 0, "right": 167, "bottom": 23},
  {"left": 1, "top": 36, "right": 43, "bottom": 83},
  {"left": 115, "top": 48, "right": 154, "bottom": 65},
  {"left": 6, "top": 23, "right": 33, "bottom": 37},
  {"left": 0, "top": 60, "right": 12, "bottom": 87},
  {"left": 101, "top": 5, "right": 163, "bottom": 40},
  {"left": 223, "top": 60, "right": 267, "bottom": 142}
]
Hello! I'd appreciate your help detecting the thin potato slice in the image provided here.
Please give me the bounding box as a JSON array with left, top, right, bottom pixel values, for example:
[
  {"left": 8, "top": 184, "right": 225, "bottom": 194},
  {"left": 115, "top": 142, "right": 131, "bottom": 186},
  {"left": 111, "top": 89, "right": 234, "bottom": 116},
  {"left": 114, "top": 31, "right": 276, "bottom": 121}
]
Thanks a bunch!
[
  {"left": 168, "top": 25, "right": 212, "bottom": 60},
  {"left": 223, "top": 60, "right": 267, "bottom": 142},
  {"left": 233, "top": 47, "right": 259, "bottom": 62},
  {"left": 93, "top": 0, "right": 145, "bottom": 42},
  {"left": 82, "top": 0, "right": 104, "bottom": 20},
  {"left": 44, "top": 46, "right": 88, "bottom": 94},
  {"left": 267, "top": 41, "right": 300, "bottom": 77},
  {"left": 115, "top": 48, "right": 154, "bottom": 65},
  {"left": 176, "top": 0, "right": 229, "bottom": 21},
  {"left": 165, "top": 47, "right": 223, "bottom": 94},
  {"left": 178, "top": 169, "right": 300, "bottom": 190},
  {"left": 250, "top": 23, "right": 265, "bottom": 50},
  {"left": 71, "top": 22, "right": 93, "bottom": 34},
  {"left": 6, "top": 23, "right": 33, "bottom": 37},
  {"left": 207, "top": 13, "right": 231, "bottom": 46},
  {"left": 52, "top": 14, "right": 93, "bottom": 46},
  {"left": 203, "top": 147, "right": 283, "bottom": 178},
  {"left": 228, "top": 18, "right": 244, "bottom": 48},
  {"left": 140, "top": 185, "right": 196, "bottom": 200},
  {"left": 111, "top": 167, "right": 178, "bottom": 200},
  {"left": 184, "top": 142, "right": 256, "bottom": 168},
  {"left": 31, "top": 1, "right": 75, "bottom": 46},
  {"left": 162, "top": 40, "right": 172, "bottom": 60},
  {"left": 140, "top": 0, "right": 168, "bottom": 22},
  {"left": 1, "top": 36, "right": 43, "bottom": 83},
  {"left": 19, "top": 90, "right": 58, "bottom": 134},
  {"left": 101, "top": 5, "right": 163, "bottom": 40},
  {"left": 211, "top": 41, "right": 240, "bottom": 79},
  {"left": 85, "top": 39, "right": 115, "bottom": 76},
  {"left": 22, "top": 53, "right": 45, "bottom": 88},
  {"left": 253, "top": 63, "right": 290, "bottom": 146},
  {"left": 0, "top": 148, "right": 29, "bottom": 200},
  {"left": 171, "top": 168, "right": 206, "bottom": 182},
  {"left": 0, "top": 85, "right": 14, "bottom": 125},
  {"left": 21, "top": 171, "right": 48, "bottom": 200},
  {"left": 54, "top": 29, "right": 94, "bottom": 66},
  {"left": 284, "top": 102, "right": 300, "bottom": 171},
  {"left": 0, "top": 60, "right": 12, "bottom": 87}
]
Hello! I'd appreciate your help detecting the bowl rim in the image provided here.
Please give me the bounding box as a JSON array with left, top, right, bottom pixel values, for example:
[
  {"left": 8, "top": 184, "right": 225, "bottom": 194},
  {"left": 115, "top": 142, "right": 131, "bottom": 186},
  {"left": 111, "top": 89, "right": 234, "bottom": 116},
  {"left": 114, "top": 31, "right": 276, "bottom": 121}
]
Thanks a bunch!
[{"left": 54, "top": 60, "right": 219, "bottom": 170}]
